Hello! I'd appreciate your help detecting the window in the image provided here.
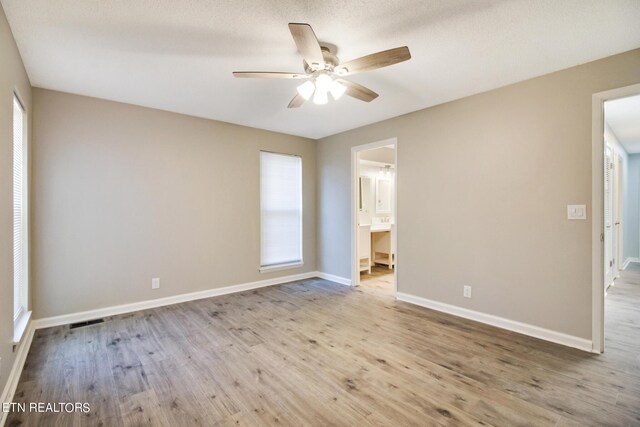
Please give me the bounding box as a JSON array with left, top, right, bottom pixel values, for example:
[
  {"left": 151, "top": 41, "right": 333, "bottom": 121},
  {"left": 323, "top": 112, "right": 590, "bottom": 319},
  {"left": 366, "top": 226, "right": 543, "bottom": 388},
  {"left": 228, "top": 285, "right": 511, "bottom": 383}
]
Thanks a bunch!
[
  {"left": 13, "top": 94, "right": 29, "bottom": 341},
  {"left": 260, "top": 151, "right": 302, "bottom": 271}
]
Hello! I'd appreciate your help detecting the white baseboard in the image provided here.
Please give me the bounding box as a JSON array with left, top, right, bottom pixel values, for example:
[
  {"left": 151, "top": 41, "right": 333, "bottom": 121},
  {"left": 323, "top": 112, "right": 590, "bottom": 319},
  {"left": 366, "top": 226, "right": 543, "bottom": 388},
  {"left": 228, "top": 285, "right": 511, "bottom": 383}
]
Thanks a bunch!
[
  {"left": 622, "top": 257, "right": 639, "bottom": 270},
  {"left": 34, "top": 271, "right": 319, "bottom": 329},
  {"left": 316, "top": 272, "right": 352, "bottom": 286},
  {"left": 0, "top": 321, "right": 35, "bottom": 427},
  {"left": 396, "top": 292, "right": 593, "bottom": 353}
]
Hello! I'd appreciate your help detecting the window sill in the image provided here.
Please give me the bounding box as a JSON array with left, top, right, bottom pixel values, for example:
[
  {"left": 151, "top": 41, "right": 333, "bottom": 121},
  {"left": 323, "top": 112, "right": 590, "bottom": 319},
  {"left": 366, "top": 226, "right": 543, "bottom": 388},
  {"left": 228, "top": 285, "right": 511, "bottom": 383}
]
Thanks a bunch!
[
  {"left": 259, "top": 261, "right": 304, "bottom": 273},
  {"left": 13, "top": 310, "right": 32, "bottom": 345}
]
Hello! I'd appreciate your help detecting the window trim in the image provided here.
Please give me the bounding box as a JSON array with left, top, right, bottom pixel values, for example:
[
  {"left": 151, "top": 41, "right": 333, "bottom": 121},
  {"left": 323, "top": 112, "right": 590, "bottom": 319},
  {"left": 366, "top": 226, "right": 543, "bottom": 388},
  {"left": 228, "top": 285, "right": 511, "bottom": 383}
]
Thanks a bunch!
[
  {"left": 259, "top": 261, "right": 304, "bottom": 273},
  {"left": 13, "top": 310, "right": 31, "bottom": 344},
  {"left": 259, "top": 151, "right": 303, "bottom": 273}
]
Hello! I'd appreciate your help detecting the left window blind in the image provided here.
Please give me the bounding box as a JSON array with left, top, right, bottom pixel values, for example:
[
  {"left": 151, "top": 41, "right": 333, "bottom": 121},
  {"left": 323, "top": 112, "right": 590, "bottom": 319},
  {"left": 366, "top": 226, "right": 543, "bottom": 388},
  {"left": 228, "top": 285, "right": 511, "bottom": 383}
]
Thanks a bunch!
[{"left": 13, "top": 95, "right": 27, "bottom": 321}]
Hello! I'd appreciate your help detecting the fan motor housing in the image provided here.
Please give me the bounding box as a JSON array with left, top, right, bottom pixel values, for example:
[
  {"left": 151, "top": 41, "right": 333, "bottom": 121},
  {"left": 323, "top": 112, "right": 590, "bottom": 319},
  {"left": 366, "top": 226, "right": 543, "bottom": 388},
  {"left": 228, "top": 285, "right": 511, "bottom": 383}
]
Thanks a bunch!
[{"left": 303, "top": 45, "right": 339, "bottom": 74}]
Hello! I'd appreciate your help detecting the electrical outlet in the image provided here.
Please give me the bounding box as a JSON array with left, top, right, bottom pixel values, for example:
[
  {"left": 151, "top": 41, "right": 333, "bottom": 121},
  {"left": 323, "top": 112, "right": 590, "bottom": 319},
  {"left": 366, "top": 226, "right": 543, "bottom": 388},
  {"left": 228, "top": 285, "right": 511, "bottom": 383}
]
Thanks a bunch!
[
  {"left": 152, "top": 278, "right": 160, "bottom": 289},
  {"left": 463, "top": 285, "right": 472, "bottom": 298}
]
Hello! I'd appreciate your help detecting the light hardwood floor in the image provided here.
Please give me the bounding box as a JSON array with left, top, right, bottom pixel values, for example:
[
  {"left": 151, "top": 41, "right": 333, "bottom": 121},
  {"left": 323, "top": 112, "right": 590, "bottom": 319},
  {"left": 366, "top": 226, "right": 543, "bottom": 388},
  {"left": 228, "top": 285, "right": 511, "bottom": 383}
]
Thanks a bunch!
[
  {"left": 6, "top": 273, "right": 640, "bottom": 426},
  {"left": 359, "top": 265, "right": 394, "bottom": 297}
]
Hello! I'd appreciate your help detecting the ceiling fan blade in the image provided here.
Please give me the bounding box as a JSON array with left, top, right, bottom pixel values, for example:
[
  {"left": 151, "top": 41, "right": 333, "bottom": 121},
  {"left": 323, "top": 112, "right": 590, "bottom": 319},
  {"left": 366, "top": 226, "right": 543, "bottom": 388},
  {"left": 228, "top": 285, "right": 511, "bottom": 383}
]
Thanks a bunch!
[
  {"left": 336, "top": 46, "right": 411, "bottom": 75},
  {"left": 287, "top": 93, "right": 306, "bottom": 108},
  {"left": 288, "top": 23, "right": 325, "bottom": 67},
  {"left": 336, "top": 79, "right": 379, "bottom": 102},
  {"left": 233, "top": 71, "right": 306, "bottom": 79}
]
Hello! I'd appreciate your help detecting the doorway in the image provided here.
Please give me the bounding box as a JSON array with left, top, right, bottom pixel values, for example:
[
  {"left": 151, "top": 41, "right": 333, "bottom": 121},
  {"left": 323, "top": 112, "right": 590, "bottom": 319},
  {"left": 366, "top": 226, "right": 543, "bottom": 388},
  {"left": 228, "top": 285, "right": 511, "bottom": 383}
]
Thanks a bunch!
[
  {"left": 592, "top": 84, "right": 640, "bottom": 353},
  {"left": 351, "top": 138, "right": 397, "bottom": 296}
]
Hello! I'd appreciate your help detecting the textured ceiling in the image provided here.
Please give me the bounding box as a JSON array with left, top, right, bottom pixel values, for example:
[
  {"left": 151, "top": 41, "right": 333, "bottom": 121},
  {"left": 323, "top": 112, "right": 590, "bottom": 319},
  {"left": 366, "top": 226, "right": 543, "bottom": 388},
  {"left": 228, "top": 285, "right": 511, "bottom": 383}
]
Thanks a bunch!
[
  {"left": 606, "top": 95, "right": 640, "bottom": 154},
  {"left": 2, "top": 0, "right": 640, "bottom": 139}
]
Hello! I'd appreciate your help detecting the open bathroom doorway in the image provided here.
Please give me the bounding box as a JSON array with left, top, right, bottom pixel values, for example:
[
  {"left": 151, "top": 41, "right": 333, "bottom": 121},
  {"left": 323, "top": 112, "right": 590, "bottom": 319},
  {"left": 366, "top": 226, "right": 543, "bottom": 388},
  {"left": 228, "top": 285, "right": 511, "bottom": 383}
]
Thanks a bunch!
[{"left": 351, "top": 138, "right": 397, "bottom": 297}]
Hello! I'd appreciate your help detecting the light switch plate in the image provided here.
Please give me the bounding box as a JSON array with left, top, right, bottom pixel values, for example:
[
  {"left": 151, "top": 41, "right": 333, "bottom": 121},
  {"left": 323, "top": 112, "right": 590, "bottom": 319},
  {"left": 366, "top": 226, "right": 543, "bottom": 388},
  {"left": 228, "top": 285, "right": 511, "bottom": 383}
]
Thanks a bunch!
[{"left": 567, "top": 205, "right": 587, "bottom": 220}]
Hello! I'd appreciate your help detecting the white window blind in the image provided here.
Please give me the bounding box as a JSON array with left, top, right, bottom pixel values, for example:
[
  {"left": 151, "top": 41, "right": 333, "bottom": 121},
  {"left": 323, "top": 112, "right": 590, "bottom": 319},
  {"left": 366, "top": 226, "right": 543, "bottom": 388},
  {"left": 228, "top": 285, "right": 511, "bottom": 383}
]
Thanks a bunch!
[
  {"left": 260, "top": 151, "right": 302, "bottom": 269},
  {"left": 13, "top": 95, "right": 27, "bottom": 321}
]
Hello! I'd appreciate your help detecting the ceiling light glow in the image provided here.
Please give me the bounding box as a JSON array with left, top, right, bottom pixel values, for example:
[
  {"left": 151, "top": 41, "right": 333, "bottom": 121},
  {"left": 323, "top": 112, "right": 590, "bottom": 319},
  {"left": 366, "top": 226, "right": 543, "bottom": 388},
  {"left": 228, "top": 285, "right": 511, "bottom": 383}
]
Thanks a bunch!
[
  {"left": 315, "top": 74, "right": 333, "bottom": 94},
  {"left": 330, "top": 80, "right": 346, "bottom": 100},
  {"left": 313, "top": 89, "right": 328, "bottom": 105},
  {"left": 296, "top": 81, "right": 315, "bottom": 100}
]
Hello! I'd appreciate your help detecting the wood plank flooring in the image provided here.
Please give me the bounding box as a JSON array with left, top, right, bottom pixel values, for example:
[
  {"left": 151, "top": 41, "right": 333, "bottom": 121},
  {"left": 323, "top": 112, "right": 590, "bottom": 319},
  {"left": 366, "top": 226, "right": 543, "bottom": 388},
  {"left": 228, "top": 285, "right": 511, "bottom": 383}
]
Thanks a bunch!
[
  {"left": 6, "top": 272, "right": 640, "bottom": 426},
  {"left": 359, "top": 265, "right": 394, "bottom": 297}
]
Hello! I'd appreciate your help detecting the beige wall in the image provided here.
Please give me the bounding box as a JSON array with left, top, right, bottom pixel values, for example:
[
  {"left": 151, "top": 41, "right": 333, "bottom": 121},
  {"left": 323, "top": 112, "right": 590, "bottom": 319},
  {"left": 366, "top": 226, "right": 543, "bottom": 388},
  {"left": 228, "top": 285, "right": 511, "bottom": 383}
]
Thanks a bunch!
[
  {"left": 318, "top": 49, "right": 640, "bottom": 340},
  {"left": 0, "top": 3, "right": 32, "bottom": 398},
  {"left": 32, "top": 89, "right": 316, "bottom": 318},
  {"left": 8, "top": 23, "right": 640, "bottom": 362}
]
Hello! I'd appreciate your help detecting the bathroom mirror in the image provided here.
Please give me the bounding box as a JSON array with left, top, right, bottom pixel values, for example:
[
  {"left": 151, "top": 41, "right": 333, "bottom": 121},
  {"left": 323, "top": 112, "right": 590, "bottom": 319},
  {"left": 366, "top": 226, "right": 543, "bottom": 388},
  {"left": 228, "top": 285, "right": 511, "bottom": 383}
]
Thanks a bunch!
[
  {"left": 376, "top": 177, "right": 392, "bottom": 213},
  {"left": 359, "top": 176, "right": 372, "bottom": 211}
]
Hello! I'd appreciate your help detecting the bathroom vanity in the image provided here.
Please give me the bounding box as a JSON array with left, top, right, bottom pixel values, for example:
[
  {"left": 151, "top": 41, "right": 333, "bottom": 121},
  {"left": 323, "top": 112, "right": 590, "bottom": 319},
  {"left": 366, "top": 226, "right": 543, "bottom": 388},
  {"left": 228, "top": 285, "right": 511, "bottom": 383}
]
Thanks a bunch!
[{"left": 358, "top": 172, "right": 395, "bottom": 272}]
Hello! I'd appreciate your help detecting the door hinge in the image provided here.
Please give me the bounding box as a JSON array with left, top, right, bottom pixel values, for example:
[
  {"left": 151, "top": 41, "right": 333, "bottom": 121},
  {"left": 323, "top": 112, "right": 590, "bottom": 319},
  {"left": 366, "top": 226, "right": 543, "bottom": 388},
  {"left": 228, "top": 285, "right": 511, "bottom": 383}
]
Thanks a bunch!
[{"left": 600, "top": 233, "right": 604, "bottom": 242}]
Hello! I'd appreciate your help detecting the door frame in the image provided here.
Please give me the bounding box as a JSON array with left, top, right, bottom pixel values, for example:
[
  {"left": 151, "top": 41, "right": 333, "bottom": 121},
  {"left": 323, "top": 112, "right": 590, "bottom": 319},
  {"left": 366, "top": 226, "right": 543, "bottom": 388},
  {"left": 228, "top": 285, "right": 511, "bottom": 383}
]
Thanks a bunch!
[
  {"left": 591, "top": 83, "right": 640, "bottom": 353},
  {"left": 351, "top": 138, "right": 398, "bottom": 294}
]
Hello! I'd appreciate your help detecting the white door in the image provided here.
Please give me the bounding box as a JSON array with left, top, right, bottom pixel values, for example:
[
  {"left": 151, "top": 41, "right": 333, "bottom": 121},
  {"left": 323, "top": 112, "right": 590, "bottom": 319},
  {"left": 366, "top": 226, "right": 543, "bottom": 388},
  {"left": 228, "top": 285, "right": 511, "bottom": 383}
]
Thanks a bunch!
[{"left": 604, "top": 144, "right": 614, "bottom": 290}]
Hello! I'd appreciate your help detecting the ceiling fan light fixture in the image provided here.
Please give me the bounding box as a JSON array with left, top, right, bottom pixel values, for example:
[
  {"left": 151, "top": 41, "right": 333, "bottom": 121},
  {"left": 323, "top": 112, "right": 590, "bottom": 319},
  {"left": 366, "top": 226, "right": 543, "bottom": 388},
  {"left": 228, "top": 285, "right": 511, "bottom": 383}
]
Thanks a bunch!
[
  {"left": 296, "top": 81, "right": 315, "bottom": 100},
  {"left": 330, "top": 80, "right": 346, "bottom": 100},
  {"left": 315, "top": 74, "right": 333, "bottom": 94},
  {"left": 233, "top": 23, "right": 411, "bottom": 108},
  {"left": 313, "top": 89, "right": 328, "bottom": 105}
]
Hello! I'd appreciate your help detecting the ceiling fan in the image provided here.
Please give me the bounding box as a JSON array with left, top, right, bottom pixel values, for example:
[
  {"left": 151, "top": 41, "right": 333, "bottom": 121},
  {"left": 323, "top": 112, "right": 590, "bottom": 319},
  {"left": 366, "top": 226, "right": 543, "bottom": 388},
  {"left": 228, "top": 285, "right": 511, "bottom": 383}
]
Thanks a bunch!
[{"left": 233, "top": 23, "right": 411, "bottom": 108}]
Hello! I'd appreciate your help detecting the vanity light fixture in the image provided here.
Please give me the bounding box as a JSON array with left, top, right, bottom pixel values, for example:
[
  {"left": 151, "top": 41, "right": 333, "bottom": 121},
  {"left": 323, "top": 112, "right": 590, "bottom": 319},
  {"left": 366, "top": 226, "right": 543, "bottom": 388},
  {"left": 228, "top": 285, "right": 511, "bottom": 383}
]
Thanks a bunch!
[{"left": 379, "top": 165, "right": 392, "bottom": 176}]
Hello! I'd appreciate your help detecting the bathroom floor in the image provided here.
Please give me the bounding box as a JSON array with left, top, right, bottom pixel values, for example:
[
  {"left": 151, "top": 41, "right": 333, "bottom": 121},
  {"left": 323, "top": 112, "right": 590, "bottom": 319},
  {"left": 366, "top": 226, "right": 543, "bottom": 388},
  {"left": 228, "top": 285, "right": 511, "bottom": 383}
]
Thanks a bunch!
[{"left": 359, "top": 265, "right": 394, "bottom": 297}]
